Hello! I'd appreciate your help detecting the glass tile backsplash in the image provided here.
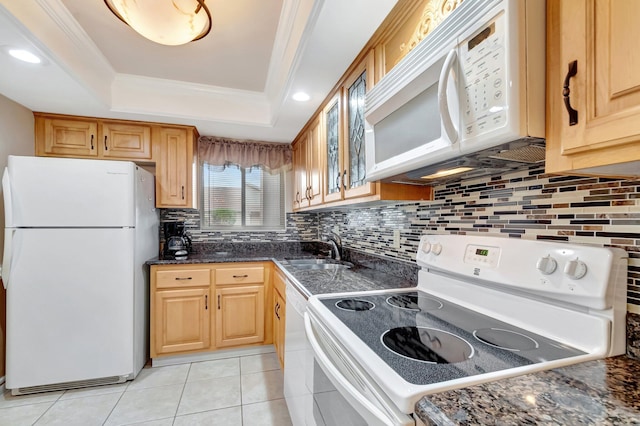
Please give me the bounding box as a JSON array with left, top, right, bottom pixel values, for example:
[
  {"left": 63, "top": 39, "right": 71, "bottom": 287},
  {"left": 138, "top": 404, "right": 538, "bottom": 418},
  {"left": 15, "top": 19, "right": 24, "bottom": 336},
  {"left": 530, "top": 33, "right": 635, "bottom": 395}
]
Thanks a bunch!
[{"left": 160, "top": 165, "right": 639, "bottom": 307}]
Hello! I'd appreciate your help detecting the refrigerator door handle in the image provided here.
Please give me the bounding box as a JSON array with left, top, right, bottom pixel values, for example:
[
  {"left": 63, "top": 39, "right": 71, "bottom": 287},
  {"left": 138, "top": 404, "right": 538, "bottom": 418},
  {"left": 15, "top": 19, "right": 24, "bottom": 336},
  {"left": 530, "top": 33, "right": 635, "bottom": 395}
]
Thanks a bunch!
[
  {"left": 3, "top": 167, "right": 13, "bottom": 226},
  {"left": 2, "top": 167, "right": 14, "bottom": 289},
  {"left": 2, "top": 229, "right": 14, "bottom": 289}
]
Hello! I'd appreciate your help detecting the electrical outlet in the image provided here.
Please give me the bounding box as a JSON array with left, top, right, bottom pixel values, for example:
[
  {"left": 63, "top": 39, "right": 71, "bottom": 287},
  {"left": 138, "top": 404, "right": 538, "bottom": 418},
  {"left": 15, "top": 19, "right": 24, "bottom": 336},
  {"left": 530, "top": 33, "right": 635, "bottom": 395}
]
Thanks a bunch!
[
  {"left": 333, "top": 225, "right": 339, "bottom": 234},
  {"left": 393, "top": 229, "right": 400, "bottom": 248}
]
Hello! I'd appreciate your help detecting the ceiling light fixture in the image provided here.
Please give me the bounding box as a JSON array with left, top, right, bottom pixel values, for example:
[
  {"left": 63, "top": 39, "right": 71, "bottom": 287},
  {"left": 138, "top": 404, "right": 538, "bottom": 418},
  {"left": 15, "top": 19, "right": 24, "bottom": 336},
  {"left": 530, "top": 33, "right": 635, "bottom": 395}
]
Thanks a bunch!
[
  {"left": 104, "top": 0, "right": 212, "bottom": 46},
  {"left": 292, "top": 92, "right": 310, "bottom": 102},
  {"left": 8, "top": 49, "right": 42, "bottom": 64}
]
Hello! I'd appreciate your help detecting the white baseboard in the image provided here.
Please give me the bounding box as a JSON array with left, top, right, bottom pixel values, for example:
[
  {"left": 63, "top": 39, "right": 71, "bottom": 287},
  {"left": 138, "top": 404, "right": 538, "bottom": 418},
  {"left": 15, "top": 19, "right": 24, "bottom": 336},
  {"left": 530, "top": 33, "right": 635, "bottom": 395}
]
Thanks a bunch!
[{"left": 151, "top": 345, "right": 276, "bottom": 368}]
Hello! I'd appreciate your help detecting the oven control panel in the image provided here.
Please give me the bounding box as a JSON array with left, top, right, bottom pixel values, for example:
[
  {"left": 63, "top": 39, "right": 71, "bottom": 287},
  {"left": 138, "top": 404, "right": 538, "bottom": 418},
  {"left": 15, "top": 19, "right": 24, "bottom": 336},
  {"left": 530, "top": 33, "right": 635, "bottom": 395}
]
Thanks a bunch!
[
  {"left": 463, "top": 244, "right": 500, "bottom": 268},
  {"left": 416, "top": 234, "right": 628, "bottom": 311}
]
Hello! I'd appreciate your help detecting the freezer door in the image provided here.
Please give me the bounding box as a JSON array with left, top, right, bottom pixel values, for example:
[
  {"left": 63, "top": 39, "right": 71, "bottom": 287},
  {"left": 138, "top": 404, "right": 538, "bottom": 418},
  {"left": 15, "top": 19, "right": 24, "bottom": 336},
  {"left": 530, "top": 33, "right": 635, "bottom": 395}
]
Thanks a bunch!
[
  {"left": 5, "top": 156, "right": 135, "bottom": 227},
  {"left": 6, "top": 228, "right": 135, "bottom": 389}
]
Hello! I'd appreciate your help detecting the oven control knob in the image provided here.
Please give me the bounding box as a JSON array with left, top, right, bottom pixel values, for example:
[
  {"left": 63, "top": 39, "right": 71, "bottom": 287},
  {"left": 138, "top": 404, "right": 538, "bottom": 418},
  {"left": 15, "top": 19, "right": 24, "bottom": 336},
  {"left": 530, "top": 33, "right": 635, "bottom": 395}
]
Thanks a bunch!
[
  {"left": 431, "top": 243, "right": 442, "bottom": 255},
  {"left": 420, "top": 241, "right": 432, "bottom": 253},
  {"left": 564, "top": 259, "right": 587, "bottom": 280},
  {"left": 536, "top": 255, "right": 557, "bottom": 275}
]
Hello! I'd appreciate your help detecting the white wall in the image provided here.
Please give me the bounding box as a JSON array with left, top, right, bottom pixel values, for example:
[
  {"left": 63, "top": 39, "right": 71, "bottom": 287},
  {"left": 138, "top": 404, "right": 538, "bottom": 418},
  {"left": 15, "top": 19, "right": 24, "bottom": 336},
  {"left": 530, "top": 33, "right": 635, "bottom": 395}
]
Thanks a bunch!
[{"left": 0, "top": 93, "right": 34, "bottom": 380}]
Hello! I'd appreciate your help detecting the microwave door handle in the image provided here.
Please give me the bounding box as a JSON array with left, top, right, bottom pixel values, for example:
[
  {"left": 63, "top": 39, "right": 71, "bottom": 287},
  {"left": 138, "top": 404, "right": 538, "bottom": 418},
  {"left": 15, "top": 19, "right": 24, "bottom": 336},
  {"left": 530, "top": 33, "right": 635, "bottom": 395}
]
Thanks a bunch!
[{"left": 438, "top": 49, "right": 459, "bottom": 143}]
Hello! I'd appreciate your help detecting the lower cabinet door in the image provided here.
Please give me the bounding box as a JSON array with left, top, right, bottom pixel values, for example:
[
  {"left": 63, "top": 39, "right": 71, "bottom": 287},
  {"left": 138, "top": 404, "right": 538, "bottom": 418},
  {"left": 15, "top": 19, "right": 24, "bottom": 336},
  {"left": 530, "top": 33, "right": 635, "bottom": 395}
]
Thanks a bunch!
[
  {"left": 154, "top": 288, "right": 211, "bottom": 355},
  {"left": 216, "top": 285, "right": 265, "bottom": 348}
]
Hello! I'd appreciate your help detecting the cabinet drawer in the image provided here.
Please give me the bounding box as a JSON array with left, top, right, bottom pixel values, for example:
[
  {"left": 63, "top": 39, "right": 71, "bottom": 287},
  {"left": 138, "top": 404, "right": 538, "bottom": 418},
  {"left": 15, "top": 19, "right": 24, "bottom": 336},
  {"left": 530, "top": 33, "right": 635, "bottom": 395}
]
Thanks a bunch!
[
  {"left": 156, "top": 269, "right": 210, "bottom": 288},
  {"left": 216, "top": 266, "right": 264, "bottom": 285}
]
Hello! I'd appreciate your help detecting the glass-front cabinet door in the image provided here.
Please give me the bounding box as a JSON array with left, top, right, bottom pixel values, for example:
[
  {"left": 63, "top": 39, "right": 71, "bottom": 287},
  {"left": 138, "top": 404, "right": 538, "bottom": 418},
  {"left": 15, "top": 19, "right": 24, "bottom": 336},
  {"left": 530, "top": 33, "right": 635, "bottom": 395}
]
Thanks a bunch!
[
  {"left": 323, "top": 95, "right": 342, "bottom": 203},
  {"left": 342, "top": 51, "right": 376, "bottom": 199}
]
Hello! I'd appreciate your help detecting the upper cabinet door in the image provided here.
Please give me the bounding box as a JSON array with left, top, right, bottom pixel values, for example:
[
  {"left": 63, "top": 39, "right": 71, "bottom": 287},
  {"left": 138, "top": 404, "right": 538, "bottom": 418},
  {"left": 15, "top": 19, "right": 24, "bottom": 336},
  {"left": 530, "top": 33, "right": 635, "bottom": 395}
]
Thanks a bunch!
[
  {"left": 156, "top": 127, "right": 193, "bottom": 208},
  {"left": 100, "top": 121, "right": 152, "bottom": 160},
  {"left": 323, "top": 95, "right": 343, "bottom": 203},
  {"left": 342, "top": 51, "right": 376, "bottom": 199},
  {"left": 306, "top": 114, "right": 323, "bottom": 206},
  {"left": 38, "top": 117, "right": 98, "bottom": 158},
  {"left": 547, "top": 0, "right": 640, "bottom": 175}
]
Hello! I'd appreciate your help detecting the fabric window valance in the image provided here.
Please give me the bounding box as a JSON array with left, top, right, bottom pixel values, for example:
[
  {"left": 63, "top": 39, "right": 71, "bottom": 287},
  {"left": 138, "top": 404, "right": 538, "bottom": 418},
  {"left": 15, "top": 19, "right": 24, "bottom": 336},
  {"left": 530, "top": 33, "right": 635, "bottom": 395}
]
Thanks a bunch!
[{"left": 198, "top": 136, "right": 292, "bottom": 174}]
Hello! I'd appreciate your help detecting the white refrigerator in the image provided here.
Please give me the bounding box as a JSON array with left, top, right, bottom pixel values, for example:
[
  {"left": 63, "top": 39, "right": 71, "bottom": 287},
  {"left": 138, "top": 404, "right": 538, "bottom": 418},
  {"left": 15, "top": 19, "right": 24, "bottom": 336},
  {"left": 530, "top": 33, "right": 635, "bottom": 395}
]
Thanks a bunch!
[{"left": 1, "top": 155, "right": 159, "bottom": 395}]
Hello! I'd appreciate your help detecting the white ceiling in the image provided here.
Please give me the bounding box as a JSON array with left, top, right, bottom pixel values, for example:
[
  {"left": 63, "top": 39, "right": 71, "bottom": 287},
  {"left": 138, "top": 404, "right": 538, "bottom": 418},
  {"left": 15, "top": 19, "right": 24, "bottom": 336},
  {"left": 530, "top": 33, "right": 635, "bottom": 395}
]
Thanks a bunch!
[{"left": 0, "top": 0, "right": 397, "bottom": 142}]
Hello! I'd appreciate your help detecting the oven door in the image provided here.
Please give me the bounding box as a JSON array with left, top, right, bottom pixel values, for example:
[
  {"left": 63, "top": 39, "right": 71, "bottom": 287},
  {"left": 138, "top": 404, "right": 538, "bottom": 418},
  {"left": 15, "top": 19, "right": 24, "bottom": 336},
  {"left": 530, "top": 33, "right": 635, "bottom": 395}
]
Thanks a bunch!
[{"left": 304, "top": 311, "right": 416, "bottom": 426}]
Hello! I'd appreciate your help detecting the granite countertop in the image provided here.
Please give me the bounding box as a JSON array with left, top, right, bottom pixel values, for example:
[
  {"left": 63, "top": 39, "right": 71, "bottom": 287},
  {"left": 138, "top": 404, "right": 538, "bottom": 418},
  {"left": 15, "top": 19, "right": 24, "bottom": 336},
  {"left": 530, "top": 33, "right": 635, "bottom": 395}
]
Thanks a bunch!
[
  {"left": 416, "top": 355, "right": 640, "bottom": 425},
  {"left": 146, "top": 246, "right": 416, "bottom": 298}
]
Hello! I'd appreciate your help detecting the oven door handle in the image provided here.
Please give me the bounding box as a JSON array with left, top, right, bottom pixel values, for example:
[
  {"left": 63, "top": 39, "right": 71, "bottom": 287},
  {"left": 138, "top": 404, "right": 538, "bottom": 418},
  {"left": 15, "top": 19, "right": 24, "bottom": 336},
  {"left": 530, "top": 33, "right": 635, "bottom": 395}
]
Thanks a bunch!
[{"left": 304, "top": 312, "right": 414, "bottom": 426}]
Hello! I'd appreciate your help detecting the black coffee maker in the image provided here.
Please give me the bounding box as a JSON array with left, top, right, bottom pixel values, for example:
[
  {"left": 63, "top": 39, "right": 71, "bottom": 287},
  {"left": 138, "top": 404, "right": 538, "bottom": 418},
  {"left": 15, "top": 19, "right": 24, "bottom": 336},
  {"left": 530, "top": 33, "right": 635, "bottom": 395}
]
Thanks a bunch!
[{"left": 163, "top": 222, "right": 192, "bottom": 259}]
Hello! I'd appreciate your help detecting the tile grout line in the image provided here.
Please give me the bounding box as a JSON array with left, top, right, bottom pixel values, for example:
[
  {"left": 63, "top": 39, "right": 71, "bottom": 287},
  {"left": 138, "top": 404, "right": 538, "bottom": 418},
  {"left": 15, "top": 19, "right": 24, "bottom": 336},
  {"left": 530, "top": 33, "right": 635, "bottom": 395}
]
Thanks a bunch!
[
  {"left": 171, "top": 362, "right": 193, "bottom": 424},
  {"left": 102, "top": 382, "right": 130, "bottom": 426}
]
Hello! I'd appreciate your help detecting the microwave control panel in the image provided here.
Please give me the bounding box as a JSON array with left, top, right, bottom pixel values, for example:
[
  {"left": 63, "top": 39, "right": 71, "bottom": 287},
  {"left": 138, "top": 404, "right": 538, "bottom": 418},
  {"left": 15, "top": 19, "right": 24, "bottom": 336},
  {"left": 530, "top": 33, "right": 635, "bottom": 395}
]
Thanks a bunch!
[{"left": 459, "top": 11, "right": 507, "bottom": 140}]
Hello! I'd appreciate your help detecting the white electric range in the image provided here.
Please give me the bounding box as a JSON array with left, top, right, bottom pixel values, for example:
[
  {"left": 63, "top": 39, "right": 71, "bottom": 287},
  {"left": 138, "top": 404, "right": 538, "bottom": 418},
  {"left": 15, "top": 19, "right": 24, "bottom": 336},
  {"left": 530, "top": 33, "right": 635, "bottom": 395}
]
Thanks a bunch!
[{"left": 305, "top": 234, "right": 628, "bottom": 425}]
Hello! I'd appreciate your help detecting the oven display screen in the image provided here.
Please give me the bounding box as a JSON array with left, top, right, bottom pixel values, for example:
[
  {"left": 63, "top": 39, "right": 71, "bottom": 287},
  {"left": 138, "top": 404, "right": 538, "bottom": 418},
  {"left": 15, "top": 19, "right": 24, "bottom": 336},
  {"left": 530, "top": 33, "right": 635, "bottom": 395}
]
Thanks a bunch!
[{"left": 475, "top": 248, "right": 490, "bottom": 257}]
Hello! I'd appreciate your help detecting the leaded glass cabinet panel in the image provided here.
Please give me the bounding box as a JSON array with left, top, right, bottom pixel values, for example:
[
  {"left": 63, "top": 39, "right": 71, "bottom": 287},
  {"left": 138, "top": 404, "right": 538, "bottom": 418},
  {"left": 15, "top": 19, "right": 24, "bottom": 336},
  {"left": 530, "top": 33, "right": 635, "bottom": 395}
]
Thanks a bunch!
[
  {"left": 347, "top": 71, "right": 367, "bottom": 189},
  {"left": 325, "top": 102, "right": 342, "bottom": 194}
]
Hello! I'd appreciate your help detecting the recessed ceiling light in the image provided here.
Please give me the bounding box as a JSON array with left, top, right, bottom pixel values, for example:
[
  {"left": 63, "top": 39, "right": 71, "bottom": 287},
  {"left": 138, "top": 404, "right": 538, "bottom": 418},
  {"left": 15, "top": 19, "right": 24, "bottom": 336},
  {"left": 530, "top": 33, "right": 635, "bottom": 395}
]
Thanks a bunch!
[
  {"left": 292, "top": 92, "right": 310, "bottom": 102},
  {"left": 8, "top": 49, "right": 42, "bottom": 64}
]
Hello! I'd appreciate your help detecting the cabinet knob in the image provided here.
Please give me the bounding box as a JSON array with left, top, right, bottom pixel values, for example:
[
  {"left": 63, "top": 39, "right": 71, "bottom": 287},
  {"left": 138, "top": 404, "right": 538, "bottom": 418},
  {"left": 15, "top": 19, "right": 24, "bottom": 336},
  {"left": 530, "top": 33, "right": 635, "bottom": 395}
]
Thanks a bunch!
[
  {"left": 104, "top": 135, "right": 108, "bottom": 150},
  {"left": 90, "top": 134, "right": 94, "bottom": 150},
  {"left": 181, "top": 186, "right": 185, "bottom": 200},
  {"left": 205, "top": 295, "right": 208, "bottom": 310},
  {"left": 218, "top": 294, "right": 221, "bottom": 310}
]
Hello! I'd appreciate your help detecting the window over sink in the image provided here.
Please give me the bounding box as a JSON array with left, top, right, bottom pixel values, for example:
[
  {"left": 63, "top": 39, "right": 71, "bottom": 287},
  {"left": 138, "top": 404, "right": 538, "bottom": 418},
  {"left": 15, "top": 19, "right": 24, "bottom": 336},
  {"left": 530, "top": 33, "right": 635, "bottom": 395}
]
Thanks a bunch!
[{"left": 200, "top": 163, "right": 285, "bottom": 230}]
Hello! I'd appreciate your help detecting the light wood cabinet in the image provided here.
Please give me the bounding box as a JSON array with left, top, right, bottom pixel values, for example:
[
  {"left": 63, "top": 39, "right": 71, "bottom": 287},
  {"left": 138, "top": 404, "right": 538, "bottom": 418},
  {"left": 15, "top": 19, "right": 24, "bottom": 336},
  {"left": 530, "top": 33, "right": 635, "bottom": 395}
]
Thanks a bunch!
[
  {"left": 150, "top": 262, "right": 272, "bottom": 360},
  {"left": 214, "top": 263, "right": 267, "bottom": 349},
  {"left": 546, "top": 0, "right": 640, "bottom": 177},
  {"left": 294, "top": 50, "right": 433, "bottom": 211},
  {"left": 34, "top": 112, "right": 200, "bottom": 209},
  {"left": 215, "top": 285, "right": 265, "bottom": 348},
  {"left": 99, "top": 121, "right": 152, "bottom": 160},
  {"left": 273, "top": 269, "right": 286, "bottom": 369},
  {"left": 35, "top": 113, "right": 152, "bottom": 161},
  {"left": 155, "top": 126, "right": 199, "bottom": 209},
  {"left": 341, "top": 51, "right": 377, "bottom": 200},
  {"left": 151, "top": 265, "right": 212, "bottom": 357},
  {"left": 292, "top": 114, "right": 323, "bottom": 209}
]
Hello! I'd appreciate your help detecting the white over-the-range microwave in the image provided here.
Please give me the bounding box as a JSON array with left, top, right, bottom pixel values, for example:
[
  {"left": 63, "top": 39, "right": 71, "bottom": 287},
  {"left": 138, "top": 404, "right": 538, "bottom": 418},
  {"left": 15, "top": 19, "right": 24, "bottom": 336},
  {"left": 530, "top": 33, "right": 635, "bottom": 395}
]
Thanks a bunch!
[{"left": 365, "top": 0, "right": 546, "bottom": 185}]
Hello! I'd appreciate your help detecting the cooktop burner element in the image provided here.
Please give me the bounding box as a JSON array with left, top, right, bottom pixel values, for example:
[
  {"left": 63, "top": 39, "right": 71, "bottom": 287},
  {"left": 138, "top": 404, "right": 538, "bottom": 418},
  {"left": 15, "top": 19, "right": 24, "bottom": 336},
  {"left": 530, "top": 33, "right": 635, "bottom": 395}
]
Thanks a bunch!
[
  {"left": 385, "top": 293, "right": 443, "bottom": 311},
  {"left": 335, "top": 299, "right": 375, "bottom": 312},
  {"left": 473, "top": 328, "right": 539, "bottom": 351},
  {"left": 381, "top": 326, "right": 474, "bottom": 364}
]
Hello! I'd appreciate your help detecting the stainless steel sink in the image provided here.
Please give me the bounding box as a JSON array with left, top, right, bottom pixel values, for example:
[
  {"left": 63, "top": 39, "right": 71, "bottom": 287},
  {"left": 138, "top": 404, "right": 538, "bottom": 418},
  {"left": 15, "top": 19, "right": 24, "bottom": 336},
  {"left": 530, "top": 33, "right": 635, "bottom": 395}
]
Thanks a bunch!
[
  {"left": 285, "top": 258, "right": 353, "bottom": 270},
  {"left": 292, "top": 263, "right": 351, "bottom": 270}
]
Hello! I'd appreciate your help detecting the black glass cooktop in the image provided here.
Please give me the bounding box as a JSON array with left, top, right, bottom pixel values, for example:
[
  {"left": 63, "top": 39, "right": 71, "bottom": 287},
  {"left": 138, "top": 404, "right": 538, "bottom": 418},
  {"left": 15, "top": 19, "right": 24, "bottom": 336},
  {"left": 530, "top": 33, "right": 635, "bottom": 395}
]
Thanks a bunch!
[{"left": 320, "top": 290, "right": 586, "bottom": 385}]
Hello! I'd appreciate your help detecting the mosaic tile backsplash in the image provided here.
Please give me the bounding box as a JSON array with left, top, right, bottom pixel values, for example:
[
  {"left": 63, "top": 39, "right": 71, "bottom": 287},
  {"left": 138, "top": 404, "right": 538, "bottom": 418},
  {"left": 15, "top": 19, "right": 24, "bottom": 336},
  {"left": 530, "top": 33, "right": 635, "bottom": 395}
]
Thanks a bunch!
[{"left": 160, "top": 165, "right": 640, "bottom": 307}]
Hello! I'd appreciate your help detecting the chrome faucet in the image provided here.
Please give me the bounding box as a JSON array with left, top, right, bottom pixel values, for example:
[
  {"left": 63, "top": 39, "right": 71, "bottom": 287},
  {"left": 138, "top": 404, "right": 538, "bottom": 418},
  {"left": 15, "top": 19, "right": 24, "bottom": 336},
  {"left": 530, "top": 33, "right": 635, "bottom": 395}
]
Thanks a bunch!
[{"left": 325, "top": 231, "right": 342, "bottom": 261}]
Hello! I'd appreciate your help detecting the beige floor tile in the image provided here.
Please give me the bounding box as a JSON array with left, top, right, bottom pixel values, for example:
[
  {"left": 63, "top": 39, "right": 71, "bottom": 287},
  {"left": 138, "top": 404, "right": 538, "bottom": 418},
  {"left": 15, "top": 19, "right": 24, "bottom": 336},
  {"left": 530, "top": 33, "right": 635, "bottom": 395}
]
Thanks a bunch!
[
  {"left": 177, "top": 376, "right": 241, "bottom": 416},
  {"left": 127, "top": 364, "right": 190, "bottom": 390},
  {"left": 0, "top": 390, "right": 62, "bottom": 409},
  {"left": 240, "top": 370, "right": 284, "bottom": 405},
  {"left": 174, "top": 406, "right": 243, "bottom": 426},
  {"left": 240, "top": 353, "right": 280, "bottom": 375},
  {"left": 58, "top": 382, "right": 128, "bottom": 400},
  {"left": 104, "top": 384, "right": 183, "bottom": 426},
  {"left": 34, "top": 392, "right": 121, "bottom": 426},
  {"left": 0, "top": 402, "right": 54, "bottom": 426},
  {"left": 187, "top": 357, "right": 240, "bottom": 382},
  {"left": 242, "top": 399, "right": 292, "bottom": 426}
]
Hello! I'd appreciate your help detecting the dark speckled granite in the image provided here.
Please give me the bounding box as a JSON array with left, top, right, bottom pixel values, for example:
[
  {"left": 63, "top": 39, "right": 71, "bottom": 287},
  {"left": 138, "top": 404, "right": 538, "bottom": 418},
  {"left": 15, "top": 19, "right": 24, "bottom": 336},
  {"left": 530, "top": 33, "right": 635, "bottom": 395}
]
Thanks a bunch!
[
  {"left": 146, "top": 242, "right": 416, "bottom": 297},
  {"left": 415, "top": 356, "right": 640, "bottom": 425}
]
